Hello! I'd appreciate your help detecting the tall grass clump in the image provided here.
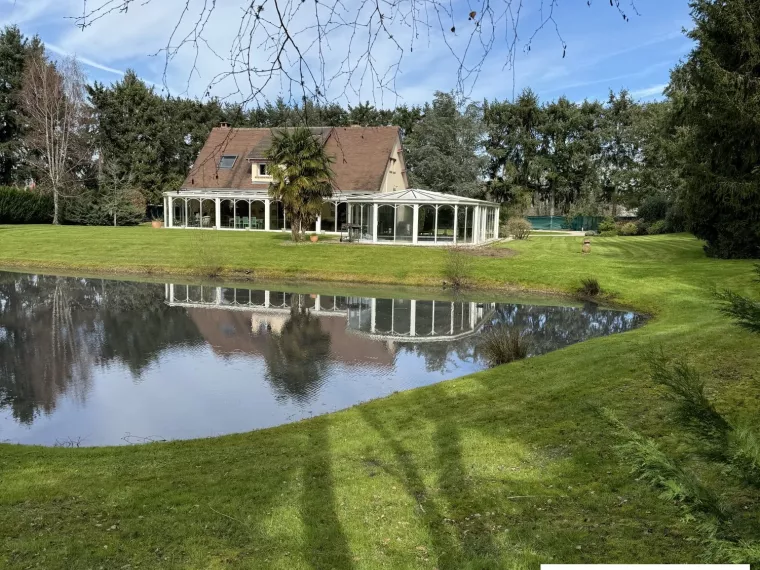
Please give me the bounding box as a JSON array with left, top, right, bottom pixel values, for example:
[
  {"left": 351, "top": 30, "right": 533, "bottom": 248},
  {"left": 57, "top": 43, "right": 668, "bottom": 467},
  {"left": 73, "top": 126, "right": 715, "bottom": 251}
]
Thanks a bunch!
[
  {"left": 191, "top": 229, "right": 223, "bottom": 278},
  {"left": 443, "top": 246, "right": 474, "bottom": 289},
  {"left": 480, "top": 326, "right": 529, "bottom": 367},
  {"left": 577, "top": 277, "right": 601, "bottom": 298}
]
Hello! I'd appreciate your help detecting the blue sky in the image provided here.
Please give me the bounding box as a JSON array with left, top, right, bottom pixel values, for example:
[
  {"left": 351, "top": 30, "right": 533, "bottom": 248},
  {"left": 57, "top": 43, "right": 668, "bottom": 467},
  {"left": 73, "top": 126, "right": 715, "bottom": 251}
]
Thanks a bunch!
[{"left": 1, "top": 0, "right": 693, "bottom": 106}]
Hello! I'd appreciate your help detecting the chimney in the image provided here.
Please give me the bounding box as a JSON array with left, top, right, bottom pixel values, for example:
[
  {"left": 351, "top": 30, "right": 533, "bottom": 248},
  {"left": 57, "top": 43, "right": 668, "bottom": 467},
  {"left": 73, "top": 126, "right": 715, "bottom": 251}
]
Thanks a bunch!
[{"left": 220, "top": 122, "right": 229, "bottom": 128}]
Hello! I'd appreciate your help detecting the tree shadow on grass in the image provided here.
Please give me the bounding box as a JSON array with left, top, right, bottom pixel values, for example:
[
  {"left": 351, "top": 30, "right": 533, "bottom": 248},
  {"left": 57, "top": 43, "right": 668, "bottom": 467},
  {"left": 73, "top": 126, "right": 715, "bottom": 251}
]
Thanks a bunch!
[
  {"left": 426, "top": 384, "right": 500, "bottom": 563},
  {"left": 300, "top": 415, "right": 355, "bottom": 570},
  {"left": 359, "top": 404, "right": 463, "bottom": 568}
]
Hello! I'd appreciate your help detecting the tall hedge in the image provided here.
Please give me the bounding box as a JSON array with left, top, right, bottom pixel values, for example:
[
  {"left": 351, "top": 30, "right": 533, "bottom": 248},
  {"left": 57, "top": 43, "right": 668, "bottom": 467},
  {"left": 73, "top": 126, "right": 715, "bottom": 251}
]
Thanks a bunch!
[{"left": 0, "top": 187, "right": 54, "bottom": 224}]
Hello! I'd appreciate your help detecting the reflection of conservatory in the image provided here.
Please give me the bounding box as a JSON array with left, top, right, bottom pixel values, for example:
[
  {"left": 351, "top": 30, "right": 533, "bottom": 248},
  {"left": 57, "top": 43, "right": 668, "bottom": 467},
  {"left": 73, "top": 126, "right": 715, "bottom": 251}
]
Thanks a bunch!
[
  {"left": 162, "top": 188, "right": 500, "bottom": 245},
  {"left": 165, "top": 284, "right": 496, "bottom": 342}
]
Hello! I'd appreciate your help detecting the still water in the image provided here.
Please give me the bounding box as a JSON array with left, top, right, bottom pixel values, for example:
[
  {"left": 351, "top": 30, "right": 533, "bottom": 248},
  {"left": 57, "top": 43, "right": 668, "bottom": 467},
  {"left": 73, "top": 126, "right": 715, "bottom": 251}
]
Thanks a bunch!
[{"left": 0, "top": 271, "right": 644, "bottom": 446}]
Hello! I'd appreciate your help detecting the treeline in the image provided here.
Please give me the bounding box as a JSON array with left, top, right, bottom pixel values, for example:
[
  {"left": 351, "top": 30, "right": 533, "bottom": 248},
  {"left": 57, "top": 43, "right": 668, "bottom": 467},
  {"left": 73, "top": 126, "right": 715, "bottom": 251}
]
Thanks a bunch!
[{"left": 1, "top": 0, "right": 758, "bottom": 258}]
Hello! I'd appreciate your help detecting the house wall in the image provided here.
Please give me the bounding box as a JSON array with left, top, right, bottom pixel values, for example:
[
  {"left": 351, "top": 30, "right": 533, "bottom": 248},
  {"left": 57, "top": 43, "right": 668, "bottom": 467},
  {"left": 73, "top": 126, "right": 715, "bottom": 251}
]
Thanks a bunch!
[
  {"left": 380, "top": 138, "right": 408, "bottom": 193},
  {"left": 251, "top": 161, "right": 273, "bottom": 183}
]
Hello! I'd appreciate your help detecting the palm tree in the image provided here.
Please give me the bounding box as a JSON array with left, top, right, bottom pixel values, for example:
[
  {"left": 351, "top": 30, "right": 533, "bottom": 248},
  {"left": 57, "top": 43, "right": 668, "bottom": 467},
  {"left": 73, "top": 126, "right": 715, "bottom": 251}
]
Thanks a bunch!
[{"left": 267, "top": 127, "right": 335, "bottom": 242}]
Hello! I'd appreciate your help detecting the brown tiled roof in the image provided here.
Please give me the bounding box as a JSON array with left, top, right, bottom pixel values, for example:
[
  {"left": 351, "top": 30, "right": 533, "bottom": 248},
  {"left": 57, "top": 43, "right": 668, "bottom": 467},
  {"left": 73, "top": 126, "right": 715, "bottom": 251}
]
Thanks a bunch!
[{"left": 182, "top": 126, "right": 403, "bottom": 192}]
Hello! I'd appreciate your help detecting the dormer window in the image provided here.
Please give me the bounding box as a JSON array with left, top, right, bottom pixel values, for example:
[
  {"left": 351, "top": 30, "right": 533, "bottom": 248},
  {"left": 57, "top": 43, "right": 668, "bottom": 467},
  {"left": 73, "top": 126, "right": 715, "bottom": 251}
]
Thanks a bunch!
[
  {"left": 219, "top": 155, "right": 237, "bottom": 169},
  {"left": 258, "top": 163, "right": 269, "bottom": 176}
]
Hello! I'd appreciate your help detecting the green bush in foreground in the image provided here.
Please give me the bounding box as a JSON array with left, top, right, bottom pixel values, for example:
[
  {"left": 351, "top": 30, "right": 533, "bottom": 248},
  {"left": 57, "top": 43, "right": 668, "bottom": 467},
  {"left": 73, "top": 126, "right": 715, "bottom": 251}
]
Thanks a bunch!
[{"left": 0, "top": 187, "right": 53, "bottom": 224}]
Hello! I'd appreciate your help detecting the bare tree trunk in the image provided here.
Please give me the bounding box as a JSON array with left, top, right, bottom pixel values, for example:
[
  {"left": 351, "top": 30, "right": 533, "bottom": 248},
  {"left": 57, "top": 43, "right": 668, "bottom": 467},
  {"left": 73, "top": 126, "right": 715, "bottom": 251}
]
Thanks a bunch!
[{"left": 53, "top": 186, "right": 59, "bottom": 225}]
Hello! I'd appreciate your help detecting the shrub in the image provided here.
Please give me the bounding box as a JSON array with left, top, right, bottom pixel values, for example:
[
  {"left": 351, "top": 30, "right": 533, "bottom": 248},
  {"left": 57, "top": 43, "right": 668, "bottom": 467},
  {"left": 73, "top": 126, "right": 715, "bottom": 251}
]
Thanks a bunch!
[
  {"left": 505, "top": 217, "right": 532, "bottom": 240},
  {"left": 577, "top": 277, "right": 601, "bottom": 297},
  {"left": 598, "top": 217, "right": 616, "bottom": 233},
  {"left": 618, "top": 222, "right": 639, "bottom": 236},
  {"left": 0, "top": 187, "right": 54, "bottom": 224},
  {"left": 605, "top": 352, "right": 760, "bottom": 561},
  {"left": 647, "top": 220, "right": 668, "bottom": 235},
  {"left": 443, "top": 246, "right": 474, "bottom": 289},
  {"left": 480, "top": 326, "right": 529, "bottom": 367},
  {"left": 584, "top": 230, "right": 598, "bottom": 236},
  {"left": 638, "top": 194, "right": 670, "bottom": 223}
]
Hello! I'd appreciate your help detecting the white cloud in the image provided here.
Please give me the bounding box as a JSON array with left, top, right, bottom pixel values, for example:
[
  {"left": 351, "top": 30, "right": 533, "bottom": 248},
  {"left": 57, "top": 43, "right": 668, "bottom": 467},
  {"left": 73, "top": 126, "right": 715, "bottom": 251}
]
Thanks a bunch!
[
  {"left": 631, "top": 83, "right": 668, "bottom": 99},
  {"left": 46, "top": 43, "right": 125, "bottom": 76}
]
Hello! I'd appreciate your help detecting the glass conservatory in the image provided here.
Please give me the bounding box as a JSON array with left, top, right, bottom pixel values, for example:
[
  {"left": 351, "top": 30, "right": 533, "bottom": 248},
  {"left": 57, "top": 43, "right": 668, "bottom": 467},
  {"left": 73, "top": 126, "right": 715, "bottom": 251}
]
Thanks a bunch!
[
  {"left": 162, "top": 188, "right": 499, "bottom": 246},
  {"left": 344, "top": 189, "right": 499, "bottom": 245}
]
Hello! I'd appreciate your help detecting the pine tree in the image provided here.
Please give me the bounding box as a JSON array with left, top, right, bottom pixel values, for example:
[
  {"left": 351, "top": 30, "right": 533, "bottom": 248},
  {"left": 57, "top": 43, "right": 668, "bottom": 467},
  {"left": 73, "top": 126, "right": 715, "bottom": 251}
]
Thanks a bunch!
[
  {"left": 404, "top": 91, "right": 485, "bottom": 196},
  {"left": 0, "top": 26, "right": 42, "bottom": 186},
  {"left": 668, "top": 0, "right": 760, "bottom": 258}
]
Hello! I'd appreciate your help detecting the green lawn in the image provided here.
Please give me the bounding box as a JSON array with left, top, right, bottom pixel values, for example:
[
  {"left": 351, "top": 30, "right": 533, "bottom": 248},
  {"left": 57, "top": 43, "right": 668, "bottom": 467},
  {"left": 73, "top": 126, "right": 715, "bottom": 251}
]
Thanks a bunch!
[{"left": 0, "top": 226, "right": 758, "bottom": 569}]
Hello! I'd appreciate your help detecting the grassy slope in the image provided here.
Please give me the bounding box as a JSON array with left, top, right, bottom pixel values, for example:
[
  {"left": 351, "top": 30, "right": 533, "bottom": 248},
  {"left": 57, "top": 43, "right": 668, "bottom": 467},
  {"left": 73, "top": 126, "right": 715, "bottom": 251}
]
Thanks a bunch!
[{"left": 0, "top": 226, "right": 759, "bottom": 569}]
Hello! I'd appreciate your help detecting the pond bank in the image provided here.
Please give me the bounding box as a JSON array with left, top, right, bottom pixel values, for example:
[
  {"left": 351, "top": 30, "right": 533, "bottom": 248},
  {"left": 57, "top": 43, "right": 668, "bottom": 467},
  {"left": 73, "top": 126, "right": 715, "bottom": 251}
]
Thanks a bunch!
[{"left": 0, "top": 228, "right": 758, "bottom": 568}]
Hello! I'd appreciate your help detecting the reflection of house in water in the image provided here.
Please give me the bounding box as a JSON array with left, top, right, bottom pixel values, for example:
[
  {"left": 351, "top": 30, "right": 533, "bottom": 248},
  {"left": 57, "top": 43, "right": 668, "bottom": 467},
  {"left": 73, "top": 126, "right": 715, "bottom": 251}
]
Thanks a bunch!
[{"left": 165, "top": 284, "right": 496, "bottom": 365}]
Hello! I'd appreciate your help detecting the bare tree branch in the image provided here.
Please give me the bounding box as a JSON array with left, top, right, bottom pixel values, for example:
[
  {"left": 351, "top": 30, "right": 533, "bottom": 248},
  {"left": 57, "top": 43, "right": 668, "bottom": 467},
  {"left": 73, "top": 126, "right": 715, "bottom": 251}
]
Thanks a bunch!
[
  {"left": 73, "top": 0, "right": 636, "bottom": 108},
  {"left": 20, "top": 54, "right": 91, "bottom": 224}
]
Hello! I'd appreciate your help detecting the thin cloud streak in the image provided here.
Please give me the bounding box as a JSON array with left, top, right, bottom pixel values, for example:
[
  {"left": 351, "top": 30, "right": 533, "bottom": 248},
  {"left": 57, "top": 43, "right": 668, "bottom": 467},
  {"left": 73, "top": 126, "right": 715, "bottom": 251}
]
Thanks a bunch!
[{"left": 631, "top": 83, "right": 667, "bottom": 99}]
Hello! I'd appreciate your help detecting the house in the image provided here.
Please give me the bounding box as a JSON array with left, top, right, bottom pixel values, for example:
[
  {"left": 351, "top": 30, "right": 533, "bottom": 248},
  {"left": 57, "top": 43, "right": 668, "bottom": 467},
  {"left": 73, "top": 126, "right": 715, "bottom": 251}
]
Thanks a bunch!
[{"left": 163, "top": 124, "right": 499, "bottom": 245}]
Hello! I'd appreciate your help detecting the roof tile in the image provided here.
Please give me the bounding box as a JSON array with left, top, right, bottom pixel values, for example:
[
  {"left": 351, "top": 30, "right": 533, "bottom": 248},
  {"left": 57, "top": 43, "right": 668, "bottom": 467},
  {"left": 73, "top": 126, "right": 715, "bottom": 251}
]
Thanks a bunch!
[{"left": 183, "top": 126, "right": 403, "bottom": 192}]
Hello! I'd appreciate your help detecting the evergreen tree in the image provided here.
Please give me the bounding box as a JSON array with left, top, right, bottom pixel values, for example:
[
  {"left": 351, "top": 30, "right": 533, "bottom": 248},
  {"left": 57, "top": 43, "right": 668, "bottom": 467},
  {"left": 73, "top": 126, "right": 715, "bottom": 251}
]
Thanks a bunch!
[
  {"left": 88, "top": 71, "right": 226, "bottom": 204},
  {"left": 483, "top": 89, "right": 544, "bottom": 212},
  {"left": 0, "top": 26, "right": 42, "bottom": 185},
  {"left": 668, "top": 0, "right": 760, "bottom": 258},
  {"left": 404, "top": 91, "right": 485, "bottom": 196},
  {"left": 539, "top": 97, "right": 602, "bottom": 215},
  {"left": 598, "top": 89, "right": 642, "bottom": 215}
]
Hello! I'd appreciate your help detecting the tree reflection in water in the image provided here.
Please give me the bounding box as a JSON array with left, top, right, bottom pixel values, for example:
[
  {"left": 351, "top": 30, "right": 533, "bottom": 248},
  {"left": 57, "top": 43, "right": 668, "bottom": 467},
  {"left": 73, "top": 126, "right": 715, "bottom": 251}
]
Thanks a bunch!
[
  {"left": 0, "top": 273, "right": 203, "bottom": 423},
  {"left": 0, "top": 272, "right": 645, "bottom": 441},
  {"left": 397, "top": 303, "right": 643, "bottom": 373},
  {"left": 263, "top": 303, "right": 332, "bottom": 404}
]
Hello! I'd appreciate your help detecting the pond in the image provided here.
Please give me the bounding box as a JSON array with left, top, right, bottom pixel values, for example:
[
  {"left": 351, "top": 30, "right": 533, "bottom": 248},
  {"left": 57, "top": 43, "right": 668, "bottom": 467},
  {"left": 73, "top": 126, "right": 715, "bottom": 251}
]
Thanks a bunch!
[{"left": 0, "top": 271, "right": 645, "bottom": 446}]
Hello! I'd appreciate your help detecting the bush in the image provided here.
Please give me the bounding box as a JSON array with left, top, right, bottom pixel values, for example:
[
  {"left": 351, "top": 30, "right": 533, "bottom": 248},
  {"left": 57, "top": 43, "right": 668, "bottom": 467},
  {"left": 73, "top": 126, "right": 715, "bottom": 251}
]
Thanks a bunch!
[
  {"left": 618, "top": 222, "right": 639, "bottom": 236},
  {"left": 598, "top": 216, "right": 616, "bottom": 233},
  {"left": 480, "top": 326, "right": 529, "bottom": 367},
  {"left": 505, "top": 217, "right": 532, "bottom": 240},
  {"left": 0, "top": 187, "right": 54, "bottom": 224},
  {"left": 577, "top": 277, "right": 601, "bottom": 297},
  {"left": 443, "top": 246, "right": 474, "bottom": 289},
  {"left": 647, "top": 220, "right": 668, "bottom": 235},
  {"left": 600, "top": 230, "right": 619, "bottom": 237},
  {"left": 638, "top": 194, "right": 670, "bottom": 223}
]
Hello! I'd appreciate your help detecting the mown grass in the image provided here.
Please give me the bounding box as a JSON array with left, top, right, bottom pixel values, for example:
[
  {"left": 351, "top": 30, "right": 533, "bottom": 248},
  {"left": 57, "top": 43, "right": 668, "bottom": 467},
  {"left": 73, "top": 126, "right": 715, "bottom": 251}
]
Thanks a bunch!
[{"left": 0, "top": 226, "right": 759, "bottom": 569}]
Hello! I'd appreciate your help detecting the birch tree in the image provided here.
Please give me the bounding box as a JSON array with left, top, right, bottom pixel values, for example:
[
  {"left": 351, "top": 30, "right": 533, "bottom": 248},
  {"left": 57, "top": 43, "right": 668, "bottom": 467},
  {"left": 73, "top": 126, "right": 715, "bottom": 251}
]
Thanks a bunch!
[{"left": 20, "top": 54, "right": 89, "bottom": 224}]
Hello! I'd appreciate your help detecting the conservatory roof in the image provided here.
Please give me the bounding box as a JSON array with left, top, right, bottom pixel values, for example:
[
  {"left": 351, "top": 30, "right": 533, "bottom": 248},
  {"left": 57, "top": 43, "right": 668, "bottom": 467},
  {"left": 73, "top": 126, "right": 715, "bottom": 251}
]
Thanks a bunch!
[{"left": 345, "top": 189, "right": 496, "bottom": 206}]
